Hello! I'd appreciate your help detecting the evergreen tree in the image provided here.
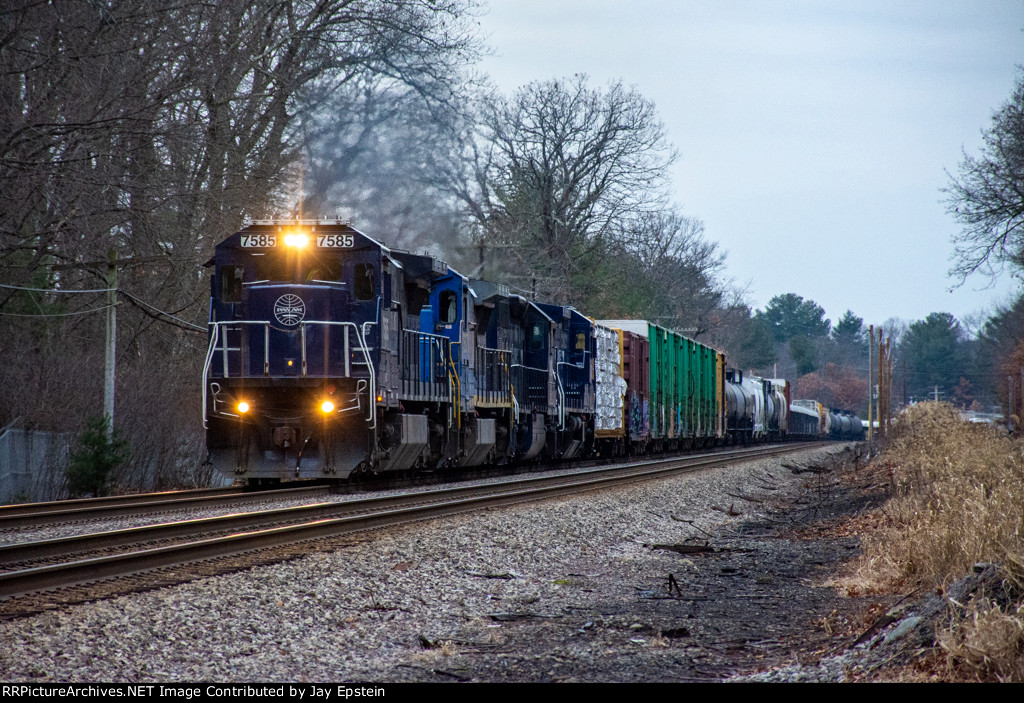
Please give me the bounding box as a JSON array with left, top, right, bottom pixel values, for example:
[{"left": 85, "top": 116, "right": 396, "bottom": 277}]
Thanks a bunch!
[
  {"left": 66, "top": 416, "right": 130, "bottom": 498},
  {"left": 901, "top": 313, "right": 970, "bottom": 403},
  {"left": 755, "top": 293, "right": 831, "bottom": 344},
  {"left": 831, "top": 310, "right": 867, "bottom": 355}
]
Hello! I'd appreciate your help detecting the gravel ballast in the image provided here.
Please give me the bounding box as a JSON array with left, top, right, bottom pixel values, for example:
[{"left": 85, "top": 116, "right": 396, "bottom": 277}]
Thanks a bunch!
[{"left": 0, "top": 444, "right": 875, "bottom": 682}]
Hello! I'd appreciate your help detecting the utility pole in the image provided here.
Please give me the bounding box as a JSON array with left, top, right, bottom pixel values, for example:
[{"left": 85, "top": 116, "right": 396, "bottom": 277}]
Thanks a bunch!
[
  {"left": 104, "top": 250, "right": 117, "bottom": 437},
  {"left": 868, "top": 324, "right": 873, "bottom": 443},
  {"left": 1009, "top": 375, "right": 1016, "bottom": 433},
  {"left": 902, "top": 354, "right": 907, "bottom": 407},
  {"left": 881, "top": 334, "right": 889, "bottom": 440},
  {"left": 873, "top": 330, "right": 893, "bottom": 441},
  {"left": 885, "top": 336, "right": 893, "bottom": 437},
  {"left": 877, "top": 327, "right": 884, "bottom": 440},
  {"left": 1015, "top": 368, "right": 1024, "bottom": 423},
  {"left": 1020, "top": 367, "right": 1023, "bottom": 421}
]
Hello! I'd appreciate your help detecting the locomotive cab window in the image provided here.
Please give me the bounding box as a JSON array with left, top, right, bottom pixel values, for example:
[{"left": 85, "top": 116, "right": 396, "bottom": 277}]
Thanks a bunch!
[
  {"left": 354, "top": 263, "right": 376, "bottom": 301},
  {"left": 528, "top": 321, "right": 546, "bottom": 351},
  {"left": 305, "top": 257, "right": 342, "bottom": 282},
  {"left": 220, "top": 265, "right": 244, "bottom": 303},
  {"left": 439, "top": 290, "right": 457, "bottom": 324}
]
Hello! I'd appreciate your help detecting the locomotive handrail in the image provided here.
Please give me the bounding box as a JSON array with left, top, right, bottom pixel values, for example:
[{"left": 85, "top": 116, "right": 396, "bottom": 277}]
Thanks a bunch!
[
  {"left": 400, "top": 329, "right": 454, "bottom": 404},
  {"left": 205, "top": 320, "right": 272, "bottom": 376},
  {"left": 203, "top": 319, "right": 377, "bottom": 428},
  {"left": 509, "top": 363, "right": 548, "bottom": 372},
  {"left": 448, "top": 350, "right": 461, "bottom": 429},
  {"left": 553, "top": 368, "right": 566, "bottom": 430},
  {"left": 201, "top": 323, "right": 218, "bottom": 428},
  {"left": 473, "top": 347, "right": 512, "bottom": 407},
  {"left": 555, "top": 357, "right": 589, "bottom": 431},
  {"left": 510, "top": 362, "right": 550, "bottom": 415},
  {"left": 403, "top": 328, "right": 452, "bottom": 372},
  {"left": 406, "top": 328, "right": 450, "bottom": 343},
  {"left": 298, "top": 320, "right": 375, "bottom": 427},
  {"left": 200, "top": 320, "right": 272, "bottom": 427}
]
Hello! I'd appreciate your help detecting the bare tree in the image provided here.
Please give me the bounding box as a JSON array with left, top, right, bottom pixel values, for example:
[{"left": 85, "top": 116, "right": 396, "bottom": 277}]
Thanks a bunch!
[
  {"left": 456, "top": 75, "right": 677, "bottom": 304},
  {"left": 1, "top": 0, "right": 480, "bottom": 289},
  {"left": 617, "top": 209, "right": 726, "bottom": 333},
  {"left": 945, "top": 69, "right": 1024, "bottom": 282}
]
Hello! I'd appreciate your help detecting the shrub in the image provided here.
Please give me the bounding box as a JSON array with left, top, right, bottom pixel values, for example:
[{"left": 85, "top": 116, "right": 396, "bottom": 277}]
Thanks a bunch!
[{"left": 66, "top": 415, "right": 130, "bottom": 497}]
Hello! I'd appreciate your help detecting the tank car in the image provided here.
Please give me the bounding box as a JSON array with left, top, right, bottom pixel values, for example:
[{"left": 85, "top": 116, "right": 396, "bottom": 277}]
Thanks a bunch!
[
  {"left": 786, "top": 400, "right": 865, "bottom": 441},
  {"left": 724, "top": 369, "right": 772, "bottom": 443},
  {"left": 766, "top": 378, "right": 790, "bottom": 440},
  {"left": 828, "top": 409, "right": 866, "bottom": 440}
]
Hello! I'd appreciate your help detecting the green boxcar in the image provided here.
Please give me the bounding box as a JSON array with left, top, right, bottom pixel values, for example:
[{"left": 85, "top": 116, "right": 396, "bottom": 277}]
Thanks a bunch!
[{"left": 632, "top": 322, "right": 722, "bottom": 442}]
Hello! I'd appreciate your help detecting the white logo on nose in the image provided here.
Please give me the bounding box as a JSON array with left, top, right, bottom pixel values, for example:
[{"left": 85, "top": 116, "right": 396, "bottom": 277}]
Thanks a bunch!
[{"left": 274, "top": 294, "right": 305, "bottom": 326}]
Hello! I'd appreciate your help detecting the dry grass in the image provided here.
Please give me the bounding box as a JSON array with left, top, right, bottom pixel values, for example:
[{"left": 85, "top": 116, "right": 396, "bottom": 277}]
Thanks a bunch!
[
  {"left": 855, "top": 402, "right": 1024, "bottom": 680},
  {"left": 937, "top": 598, "right": 1024, "bottom": 682}
]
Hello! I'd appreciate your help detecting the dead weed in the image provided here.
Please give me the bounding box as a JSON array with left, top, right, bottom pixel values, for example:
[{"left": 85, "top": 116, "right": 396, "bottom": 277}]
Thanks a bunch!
[{"left": 853, "top": 402, "right": 1024, "bottom": 680}]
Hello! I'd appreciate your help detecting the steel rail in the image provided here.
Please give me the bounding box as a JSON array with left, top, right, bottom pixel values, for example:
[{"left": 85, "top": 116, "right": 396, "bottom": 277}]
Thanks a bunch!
[
  {"left": 0, "top": 485, "right": 330, "bottom": 529},
  {"left": 0, "top": 487, "right": 243, "bottom": 517},
  {"left": 0, "top": 442, "right": 820, "bottom": 565},
  {"left": 0, "top": 442, "right": 828, "bottom": 598}
]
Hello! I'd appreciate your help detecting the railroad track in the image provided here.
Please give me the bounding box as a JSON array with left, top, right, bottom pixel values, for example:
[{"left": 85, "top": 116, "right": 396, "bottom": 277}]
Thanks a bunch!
[
  {"left": 0, "top": 484, "right": 331, "bottom": 529},
  {"left": 0, "top": 442, "right": 828, "bottom": 610}
]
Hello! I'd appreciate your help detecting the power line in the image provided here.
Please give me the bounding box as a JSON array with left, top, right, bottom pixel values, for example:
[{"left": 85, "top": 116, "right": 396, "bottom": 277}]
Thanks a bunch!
[
  {"left": 0, "top": 283, "right": 115, "bottom": 294},
  {"left": 0, "top": 302, "right": 120, "bottom": 317},
  {"left": 1, "top": 282, "right": 203, "bottom": 332},
  {"left": 119, "top": 291, "right": 204, "bottom": 333}
]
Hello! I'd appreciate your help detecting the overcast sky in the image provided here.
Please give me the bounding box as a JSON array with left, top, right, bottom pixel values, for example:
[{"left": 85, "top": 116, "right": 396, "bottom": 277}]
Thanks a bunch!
[{"left": 475, "top": 0, "right": 1024, "bottom": 330}]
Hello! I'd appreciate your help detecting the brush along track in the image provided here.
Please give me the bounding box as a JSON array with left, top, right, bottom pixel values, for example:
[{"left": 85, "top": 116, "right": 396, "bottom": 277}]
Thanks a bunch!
[{"left": 0, "top": 443, "right": 827, "bottom": 617}]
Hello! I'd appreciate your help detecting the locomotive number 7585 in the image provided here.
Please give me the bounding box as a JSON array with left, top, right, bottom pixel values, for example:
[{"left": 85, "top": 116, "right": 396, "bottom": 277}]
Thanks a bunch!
[
  {"left": 240, "top": 234, "right": 277, "bottom": 247},
  {"left": 317, "top": 234, "right": 355, "bottom": 248}
]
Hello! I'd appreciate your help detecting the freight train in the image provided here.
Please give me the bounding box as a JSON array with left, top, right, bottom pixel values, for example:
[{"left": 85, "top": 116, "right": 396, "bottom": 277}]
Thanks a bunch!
[{"left": 202, "top": 220, "right": 863, "bottom": 484}]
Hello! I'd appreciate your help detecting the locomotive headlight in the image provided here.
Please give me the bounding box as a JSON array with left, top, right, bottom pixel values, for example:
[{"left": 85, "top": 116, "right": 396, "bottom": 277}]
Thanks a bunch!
[
  {"left": 237, "top": 401, "right": 250, "bottom": 414},
  {"left": 321, "top": 400, "right": 335, "bottom": 414},
  {"left": 284, "top": 233, "right": 309, "bottom": 248}
]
